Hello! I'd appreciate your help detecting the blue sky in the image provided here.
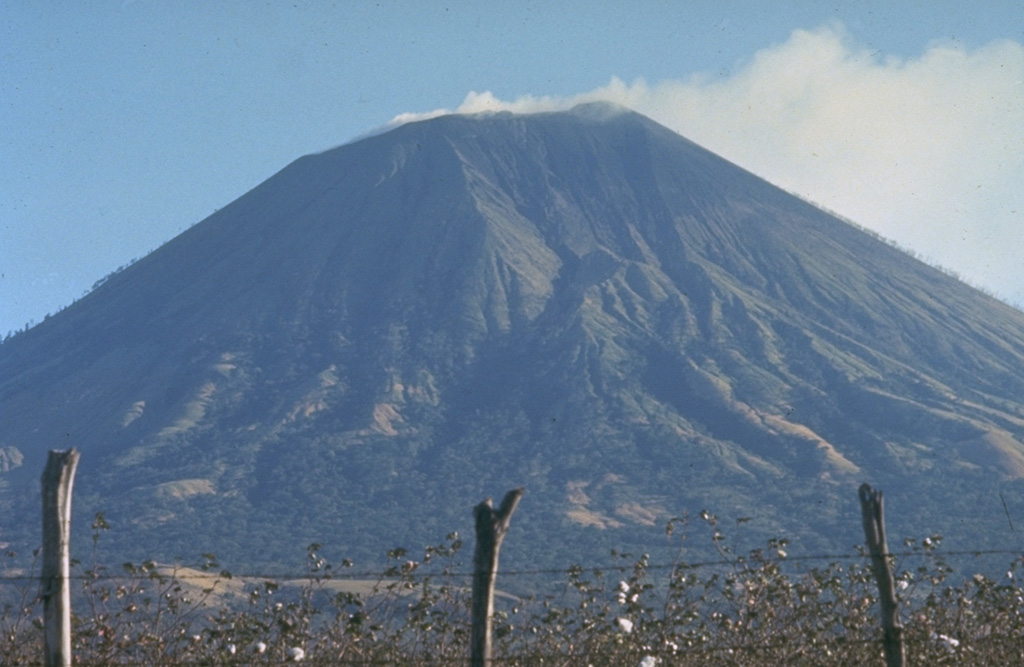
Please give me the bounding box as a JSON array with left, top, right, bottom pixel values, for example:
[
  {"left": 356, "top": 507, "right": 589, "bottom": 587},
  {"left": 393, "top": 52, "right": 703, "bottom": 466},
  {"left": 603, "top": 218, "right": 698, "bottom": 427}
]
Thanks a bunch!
[{"left": 2, "top": 1, "right": 1022, "bottom": 335}]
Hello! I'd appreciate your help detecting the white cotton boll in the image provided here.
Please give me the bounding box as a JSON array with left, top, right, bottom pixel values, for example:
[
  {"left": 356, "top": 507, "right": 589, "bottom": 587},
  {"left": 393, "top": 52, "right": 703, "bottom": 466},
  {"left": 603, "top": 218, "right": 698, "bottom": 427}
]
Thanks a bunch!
[
  {"left": 931, "top": 633, "right": 960, "bottom": 653},
  {"left": 638, "top": 656, "right": 661, "bottom": 667},
  {"left": 286, "top": 646, "right": 306, "bottom": 661},
  {"left": 253, "top": 641, "right": 267, "bottom": 654},
  {"left": 226, "top": 643, "right": 236, "bottom": 655},
  {"left": 897, "top": 580, "right": 909, "bottom": 590},
  {"left": 616, "top": 617, "right": 634, "bottom": 633}
]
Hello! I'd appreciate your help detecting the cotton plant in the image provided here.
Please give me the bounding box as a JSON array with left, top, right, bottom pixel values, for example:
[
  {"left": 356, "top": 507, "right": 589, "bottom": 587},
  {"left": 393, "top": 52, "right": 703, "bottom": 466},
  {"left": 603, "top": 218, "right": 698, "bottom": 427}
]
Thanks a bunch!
[{"left": 4, "top": 517, "right": 1024, "bottom": 664}]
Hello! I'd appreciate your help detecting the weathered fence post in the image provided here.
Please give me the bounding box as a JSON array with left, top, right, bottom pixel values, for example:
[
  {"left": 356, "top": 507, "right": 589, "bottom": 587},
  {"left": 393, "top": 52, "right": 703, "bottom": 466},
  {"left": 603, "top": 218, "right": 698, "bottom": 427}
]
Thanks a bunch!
[
  {"left": 470, "top": 487, "right": 523, "bottom": 667},
  {"left": 859, "top": 483, "right": 905, "bottom": 667},
  {"left": 41, "top": 448, "right": 80, "bottom": 667}
]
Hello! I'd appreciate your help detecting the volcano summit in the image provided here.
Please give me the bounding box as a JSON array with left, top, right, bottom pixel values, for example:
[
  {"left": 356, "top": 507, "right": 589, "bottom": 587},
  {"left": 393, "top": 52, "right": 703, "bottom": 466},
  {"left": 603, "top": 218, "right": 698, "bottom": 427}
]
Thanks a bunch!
[{"left": 3, "top": 103, "right": 1024, "bottom": 568}]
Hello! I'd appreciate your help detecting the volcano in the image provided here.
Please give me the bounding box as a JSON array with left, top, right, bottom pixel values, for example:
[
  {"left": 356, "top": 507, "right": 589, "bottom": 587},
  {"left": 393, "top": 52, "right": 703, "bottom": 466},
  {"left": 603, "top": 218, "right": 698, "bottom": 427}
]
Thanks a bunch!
[{"left": 3, "top": 103, "right": 1024, "bottom": 570}]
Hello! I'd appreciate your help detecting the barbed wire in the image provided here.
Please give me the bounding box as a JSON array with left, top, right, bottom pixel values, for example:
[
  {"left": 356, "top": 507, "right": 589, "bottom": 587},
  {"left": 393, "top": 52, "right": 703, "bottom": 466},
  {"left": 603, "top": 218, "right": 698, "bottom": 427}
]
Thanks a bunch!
[{"left": 1, "top": 547, "right": 1021, "bottom": 584}]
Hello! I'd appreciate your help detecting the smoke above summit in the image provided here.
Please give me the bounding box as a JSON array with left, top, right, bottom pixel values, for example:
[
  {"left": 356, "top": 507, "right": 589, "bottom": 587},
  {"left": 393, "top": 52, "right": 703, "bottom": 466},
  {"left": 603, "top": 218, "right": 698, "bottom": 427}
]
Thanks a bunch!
[{"left": 395, "top": 25, "right": 1024, "bottom": 307}]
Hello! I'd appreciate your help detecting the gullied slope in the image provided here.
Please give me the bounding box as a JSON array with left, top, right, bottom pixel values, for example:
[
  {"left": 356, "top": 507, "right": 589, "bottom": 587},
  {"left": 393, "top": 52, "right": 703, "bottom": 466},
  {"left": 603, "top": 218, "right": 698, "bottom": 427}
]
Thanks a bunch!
[{"left": 3, "top": 105, "right": 1024, "bottom": 569}]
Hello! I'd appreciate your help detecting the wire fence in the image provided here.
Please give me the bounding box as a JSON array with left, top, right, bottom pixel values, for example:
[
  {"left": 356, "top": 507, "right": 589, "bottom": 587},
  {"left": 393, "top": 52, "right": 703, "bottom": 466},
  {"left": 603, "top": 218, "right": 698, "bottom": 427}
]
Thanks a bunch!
[
  {"left": 8, "top": 460, "right": 1024, "bottom": 665},
  {"left": 3, "top": 547, "right": 1022, "bottom": 584},
  {"left": 5, "top": 544, "right": 1024, "bottom": 665}
]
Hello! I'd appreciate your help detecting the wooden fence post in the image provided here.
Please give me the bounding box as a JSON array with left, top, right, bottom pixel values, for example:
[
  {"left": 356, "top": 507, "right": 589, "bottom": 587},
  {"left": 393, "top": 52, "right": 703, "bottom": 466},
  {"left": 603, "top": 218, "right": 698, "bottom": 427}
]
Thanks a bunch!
[
  {"left": 470, "top": 487, "right": 523, "bottom": 667},
  {"left": 41, "top": 448, "right": 80, "bottom": 667},
  {"left": 859, "top": 483, "right": 905, "bottom": 667}
]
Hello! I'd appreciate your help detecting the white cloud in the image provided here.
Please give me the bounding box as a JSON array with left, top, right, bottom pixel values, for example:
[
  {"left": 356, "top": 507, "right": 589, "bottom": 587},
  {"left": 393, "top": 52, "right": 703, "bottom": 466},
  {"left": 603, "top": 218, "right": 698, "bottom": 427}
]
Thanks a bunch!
[{"left": 393, "top": 25, "right": 1024, "bottom": 305}]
